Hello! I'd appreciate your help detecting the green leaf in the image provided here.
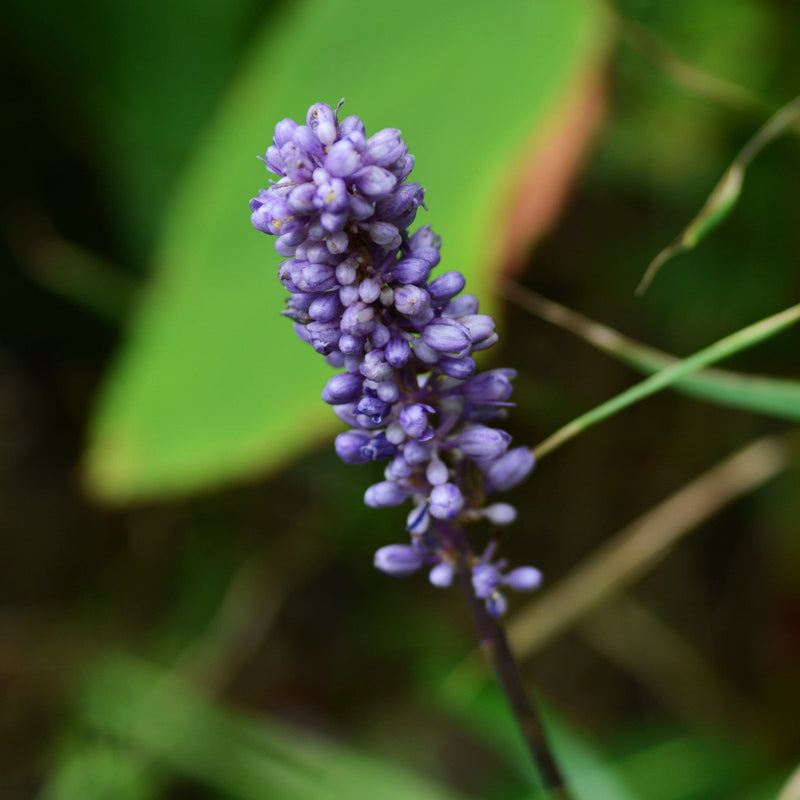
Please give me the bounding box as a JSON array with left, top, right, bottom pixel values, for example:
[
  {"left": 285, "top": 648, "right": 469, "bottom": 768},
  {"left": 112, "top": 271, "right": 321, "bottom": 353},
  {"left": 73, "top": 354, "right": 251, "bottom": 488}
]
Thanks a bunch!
[
  {"left": 64, "top": 654, "right": 465, "bottom": 800},
  {"left": 85, "top": 0, "right": 608, "bottom": 502},
  {"left": 533, "top": 301, "right": 800, "bottom": 460},
  {"left": 504, "top": 282, "right": 800, "bottom": 421},
  {"left": 637, "top": 93, "right": 800, "bottom": 294}
]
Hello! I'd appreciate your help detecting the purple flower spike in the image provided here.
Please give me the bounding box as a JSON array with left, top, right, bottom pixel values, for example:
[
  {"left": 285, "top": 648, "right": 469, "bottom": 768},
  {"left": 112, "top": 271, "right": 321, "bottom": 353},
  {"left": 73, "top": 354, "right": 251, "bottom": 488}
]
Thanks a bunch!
[
  {"left": 252, "top": 101, "right": 540, "bottom": 608},
  {"left": 374, "top": 545, "right": 423, "bottom": 577}
]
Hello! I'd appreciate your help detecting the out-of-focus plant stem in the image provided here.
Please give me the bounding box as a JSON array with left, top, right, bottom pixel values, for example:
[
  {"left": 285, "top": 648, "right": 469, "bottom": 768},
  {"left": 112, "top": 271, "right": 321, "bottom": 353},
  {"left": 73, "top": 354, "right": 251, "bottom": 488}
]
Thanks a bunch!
[{"left": 441, "top": 522, "right": 573, "bottom": 799}]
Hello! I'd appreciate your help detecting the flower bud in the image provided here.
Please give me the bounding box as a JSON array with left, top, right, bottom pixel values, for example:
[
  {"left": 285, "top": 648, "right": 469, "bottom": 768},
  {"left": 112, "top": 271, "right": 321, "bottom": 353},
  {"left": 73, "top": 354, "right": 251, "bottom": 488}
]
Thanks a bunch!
[
  {"left": 429, "top": 483, "right": 464, "bottom": 520},
  {"left": 374, "top": 544, "right": 422, "bottom": 577}
]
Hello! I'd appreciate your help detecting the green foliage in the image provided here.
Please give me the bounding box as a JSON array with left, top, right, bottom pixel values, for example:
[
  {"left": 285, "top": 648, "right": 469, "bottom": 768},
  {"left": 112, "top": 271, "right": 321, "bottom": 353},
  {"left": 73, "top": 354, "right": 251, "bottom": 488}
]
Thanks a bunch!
[{"left": 83, "top": 0, "right": 606, "bottom": 502}]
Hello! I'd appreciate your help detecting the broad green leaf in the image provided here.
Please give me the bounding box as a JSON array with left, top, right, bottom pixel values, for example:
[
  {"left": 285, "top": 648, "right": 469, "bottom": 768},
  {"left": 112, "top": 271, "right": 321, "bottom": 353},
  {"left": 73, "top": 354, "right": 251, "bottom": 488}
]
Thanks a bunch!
[
  {"left": 85, "top": 0, "right": 608, "bottom": 501},
  {"left": 637, "top": 93, "right": 800, "bottom": 294},
  {"left": 505, "top": 282, "right": 800, "bottom": 421},
  {"left": 533, "top": 301, "right": 800, "bottom": 460},
  {"left": 67, "top": 654, "right": 464, "bottom": 800}
]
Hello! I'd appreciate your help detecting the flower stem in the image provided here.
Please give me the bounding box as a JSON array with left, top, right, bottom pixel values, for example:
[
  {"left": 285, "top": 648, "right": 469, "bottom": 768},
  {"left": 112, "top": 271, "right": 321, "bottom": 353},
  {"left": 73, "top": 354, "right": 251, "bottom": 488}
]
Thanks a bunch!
[{"left": 446, "top": 527, "right": 572, "bottom": 798}]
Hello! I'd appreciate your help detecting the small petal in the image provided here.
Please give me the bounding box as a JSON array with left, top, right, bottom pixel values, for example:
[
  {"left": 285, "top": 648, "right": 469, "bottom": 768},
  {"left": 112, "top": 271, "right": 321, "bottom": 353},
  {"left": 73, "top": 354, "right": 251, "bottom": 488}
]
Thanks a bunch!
[{"left": 481, "top": 503, "right": 517, "bottom": 526}]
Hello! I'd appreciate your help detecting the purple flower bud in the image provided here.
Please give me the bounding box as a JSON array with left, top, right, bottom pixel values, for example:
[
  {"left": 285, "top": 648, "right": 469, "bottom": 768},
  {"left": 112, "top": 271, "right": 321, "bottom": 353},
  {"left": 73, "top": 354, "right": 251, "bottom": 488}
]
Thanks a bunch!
[
  {"left": 321, "top": 372, "right": 363, "bottom": 404},
  {"left": 338, "top": 333, "right": 364, "bottom": 355},
  {"left": 292, "top": 125, "right": 324, "bottom": 159},
  {"left": 353, "top": 166, "right": 397, "bottom": 197},
  {"left": 365, "top": 481, "right": 408, "bottom": 508},
  {"left": 426, "top": 457, "right": 449, "bottom": 486},
  {"left": 359, "top": 278, "right": 382, "bottom": 304},
  {"left": 423, "top": 320, "right": 472, "bottom": 356},
  {"left": 356, "top": 394, "right": 391, "bottom": 424},
  {"left": 471, "top": 563, "right": 501, "bottom": 599},
  {"left": 503, "top": 566, "right": 542, "bottom": 592},
  {"left": 306, "top": 102, "right": 337, "bottom": 145},
  {"left": 391, "top": 258, "right": 431, "bottom": 285},
  {"left": 482, "top": 503, "right": 517, "bottom": 526},
  {"left": 412, "top": 339, "right": 440, "bottom": 364},
  {"left": 374, "top": 544, "right": 422, "bottom": 577},
  {"left": 385, "top": 455, "right": 413, "bottom": 480},
  {"left": 399, "top": 404, "right": 430, "bottom": 439},
  {"left": 324, "top": 140, "right": 360, "bottom": 177},
  {"left": 287, "top": 183, "right": 317, "bottom": 213},
  {"left": 375, "top": 183, "right": 424, "bottom": 224},
  {"left": 370, "top": 322, "right": 391, "bottom": 348},
  {"left": 429, "top": 482, "right": 464, "bottom": 520},
  {"left": 308, "top": 292, "right": 341, "bottom": 322},
  {"left": 314, "top": 178, "right": 349, "bottom": 212},
  {"left": 327, "top": 231, "right": 349, "bottom": 254},
  {"left": 457, "top": 426, "right": 511, "bottom": 460},
  {"left": 443, "top": 294, "right": 479, "bottom": 317},
  {"left": 484, "top": 447, "right": 535, "bottom": 491},
  {"left": 360, "top": 432, "right": 395, "bottom": 461},
  {"left": 429, "top": 561, "right": 455, "bottom": 588},
  {"left": 377, "top": 380, "right": 400, "bottom": 403},
  {"left": 486, "top": 593, "right": 508, "bottom": 618},
  {"left": 349, "top": 193, "right": 375, "bottom": 220},
  {"left": 339, "top": 284, "right": 360, "bottom": 307},
  {"left": 336, "top": 260, "right": 357, "bottom": 285},
  {"left": 320, "top": 210, "right": 348, "bottom": 232},
  {"left": 428, "top": 271, "right": 466, "bottom": 302},
  {"left": 367, "top": 221, "right": 400, "bottom": 247},
  {"left": 335, "top": 430, "right": 372, "bottom": 464},
  {"left": 306, "top": 320, "right": 341, "bottom": 355},
  {"left": 394, "top": 285, "right": 431, "bottom": 318},
  {"left": 340, "top": 301, "right": 376, "bottom": 336},
  {"left": 403, "top": 440, "right": 432, "bottom": 465},
  {"left": 459, "top": 370, "right": 515, "bottom": 402},
  {"left": 364, "top": 128, "right": 406, "bottom": 167},
  {"left": 409, "top": 224, "right": 439, "bottom": 251},
  {"left": 360, "top": 350, "right": 394, "bottom": 382},
  {"left": 406, "top": 504, "right": 429, "bottom": 533},
  {"left": 339, "top": 114, "right": 365, "bottom": 140},
  {"left": 460, "top": 314, "right": 495, "bottom": 343},
  {"left": 438, "top": 356, "right": 476, "bottom": 379},
  {"left": 273, "top": 118, "right": 298, "bottom": 147},
  {"left": 385, "top": 335, "right": 412, "bottom": 368},
  {"left": 295, "top": 262, "right": 337, "bottom": 292}
]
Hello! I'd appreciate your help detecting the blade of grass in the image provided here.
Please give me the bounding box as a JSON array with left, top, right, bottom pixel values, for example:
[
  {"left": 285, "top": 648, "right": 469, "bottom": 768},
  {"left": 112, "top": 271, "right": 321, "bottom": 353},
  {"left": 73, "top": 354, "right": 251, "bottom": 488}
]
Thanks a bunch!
[
  {"left": 636, "top": 93, "right": 800, "bottom": 294},
  {"left": 531, "top": 303, "right": 800, "bottom": 461},
  {"left": 503, "top": 281, "right": 800, "bottom": 421},
  {"left": 778, "top": 764, "right": 800, "bottom": 800},
  {"left": 512, "top": 434, "right": 790, "bottom": 657},
  {"left": 440, "top": 434, "right": 791, "bottom": 703}
]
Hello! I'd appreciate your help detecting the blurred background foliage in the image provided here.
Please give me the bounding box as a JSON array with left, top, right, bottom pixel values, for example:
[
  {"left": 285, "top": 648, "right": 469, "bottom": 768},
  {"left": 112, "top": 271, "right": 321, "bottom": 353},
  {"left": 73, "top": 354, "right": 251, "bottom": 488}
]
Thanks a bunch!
[{"left": 1, "top": 0, "right": 799, "bottom": 798}]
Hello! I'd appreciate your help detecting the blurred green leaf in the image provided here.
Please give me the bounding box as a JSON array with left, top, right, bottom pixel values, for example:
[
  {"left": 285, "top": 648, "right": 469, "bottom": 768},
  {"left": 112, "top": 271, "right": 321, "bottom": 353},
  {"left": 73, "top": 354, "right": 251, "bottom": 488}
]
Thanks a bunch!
[
  {"left": 85, "top": 0, "right": 607, "bottom": 502},
  {"left": 505, "top": 282, "right": 800, "bottom": 421},
  {"left": 67, "top": 654, "right": 465, "bottom": 800},
  {"left": 533, "top": 301, "right": 800, "bottom": 460},
  {"left": 637, "top": 93, "right": 800, "bottom": 293}
]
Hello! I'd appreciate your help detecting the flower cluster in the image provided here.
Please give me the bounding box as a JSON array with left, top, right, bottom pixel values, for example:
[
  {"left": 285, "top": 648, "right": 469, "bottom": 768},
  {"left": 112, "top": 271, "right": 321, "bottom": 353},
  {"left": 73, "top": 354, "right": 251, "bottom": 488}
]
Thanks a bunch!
[{"left": 251, "top": 102, "right": 541, "bottom": 615}]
